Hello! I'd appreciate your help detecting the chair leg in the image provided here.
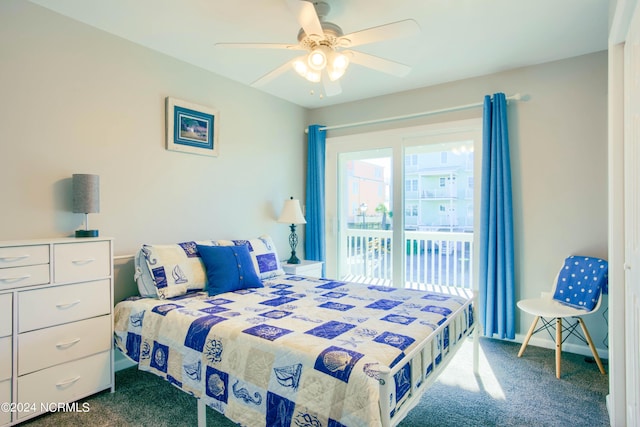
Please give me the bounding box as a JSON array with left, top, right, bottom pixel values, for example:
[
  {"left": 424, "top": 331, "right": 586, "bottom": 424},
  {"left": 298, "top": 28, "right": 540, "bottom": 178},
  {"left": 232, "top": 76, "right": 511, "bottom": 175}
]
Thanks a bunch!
[
  {"left": 556, "top": 317, "right": 562, "bottom": 379},
  {"left": 577, "top": 318, "right": 606, "bottom": 375},
  {"left": 518, "top": 316, "right": 539, "bottom": 357}
]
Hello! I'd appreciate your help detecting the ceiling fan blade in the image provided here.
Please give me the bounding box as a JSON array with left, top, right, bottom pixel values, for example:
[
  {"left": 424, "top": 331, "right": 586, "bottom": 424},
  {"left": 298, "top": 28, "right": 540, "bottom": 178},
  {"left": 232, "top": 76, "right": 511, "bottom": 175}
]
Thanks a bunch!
[
  {"left": 215, "top": 42, "right": 303, "bottom": 50},
  {"left": 321, "top": 69, "right": 342, "bottom": 97},
  {"left": 286, "top": 0, "right": 323, "bottom": 38},
  {"left": 347, "top": 50, "right": 412, "bottom": 77},
  {"left": 340, "top": 19, "right": 420, "bottom": 48},
  {"left": 251, "top": 58, "right": 297, "bottom": 87}
]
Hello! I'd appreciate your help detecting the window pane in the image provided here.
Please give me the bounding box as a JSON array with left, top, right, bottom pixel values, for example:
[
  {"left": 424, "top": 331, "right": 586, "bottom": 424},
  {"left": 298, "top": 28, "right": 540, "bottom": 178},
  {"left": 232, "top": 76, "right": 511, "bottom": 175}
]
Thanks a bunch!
[{"left": 337, "top": 151, "right": 392, "bottom": 282}]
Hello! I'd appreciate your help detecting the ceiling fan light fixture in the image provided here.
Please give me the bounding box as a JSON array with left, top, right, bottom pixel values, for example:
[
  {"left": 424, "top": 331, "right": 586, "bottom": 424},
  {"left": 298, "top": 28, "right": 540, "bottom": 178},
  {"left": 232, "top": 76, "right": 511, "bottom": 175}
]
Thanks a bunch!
[
  {"left": 327, "top": 52, "right": 349, "bottom": 81},
  {"left": 307, "top": 47, "right": 328, "bottom": 71},
  {"left": 291, "top": 57, "right": 321, "bottom": 83},
  {"left": 293, "top": 58, "right": 308, "bottom": 75},
  {"left": 305, "top": 69, "right": 321, "bottom": 82},
  {"left": 292, "top": 57, "right": 322, "bottom": 83}
]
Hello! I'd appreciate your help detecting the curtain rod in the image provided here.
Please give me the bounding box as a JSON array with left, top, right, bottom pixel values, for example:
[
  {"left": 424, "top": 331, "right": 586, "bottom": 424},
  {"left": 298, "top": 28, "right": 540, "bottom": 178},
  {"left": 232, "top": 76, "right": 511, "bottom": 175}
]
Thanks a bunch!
[{"left": 305, "top": 93, "right": 523, "bottom": 133}]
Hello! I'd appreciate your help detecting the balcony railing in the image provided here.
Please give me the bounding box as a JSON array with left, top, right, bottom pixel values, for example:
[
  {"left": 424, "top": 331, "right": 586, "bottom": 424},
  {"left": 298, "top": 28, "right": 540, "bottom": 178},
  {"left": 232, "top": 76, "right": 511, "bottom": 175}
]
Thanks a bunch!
[
  {"left": 341, "top": 229, "right": 474, "bottom": 291},
  {"left": 420, "top": 189, "right": 457, "bottom": 199},
  {"left": 405, "top": 189, "right": 456, "bottom": 200}
]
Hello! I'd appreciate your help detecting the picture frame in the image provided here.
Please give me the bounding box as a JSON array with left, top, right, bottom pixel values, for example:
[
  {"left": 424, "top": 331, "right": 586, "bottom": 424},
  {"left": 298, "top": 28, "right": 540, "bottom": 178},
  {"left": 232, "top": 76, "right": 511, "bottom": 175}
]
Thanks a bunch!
[{"left": 166, "top": 97, "right": 219, "bottom": 157}]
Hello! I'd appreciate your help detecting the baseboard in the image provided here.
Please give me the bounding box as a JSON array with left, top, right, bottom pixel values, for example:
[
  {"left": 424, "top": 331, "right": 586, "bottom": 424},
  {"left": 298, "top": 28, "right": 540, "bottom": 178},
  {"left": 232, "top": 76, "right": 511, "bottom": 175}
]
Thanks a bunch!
[{"left": 509, "top": 333, "right": 609, "bottom": 360}]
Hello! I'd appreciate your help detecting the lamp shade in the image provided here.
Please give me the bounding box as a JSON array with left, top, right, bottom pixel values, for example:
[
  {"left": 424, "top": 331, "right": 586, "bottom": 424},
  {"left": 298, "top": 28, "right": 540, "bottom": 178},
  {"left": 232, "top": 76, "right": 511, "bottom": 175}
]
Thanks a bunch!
[
  {"left": 72, "top": 174, "right": 100, "bottom": 214},
  {"left": 278, "top": 197, "right": 306, "bottom": 225}
]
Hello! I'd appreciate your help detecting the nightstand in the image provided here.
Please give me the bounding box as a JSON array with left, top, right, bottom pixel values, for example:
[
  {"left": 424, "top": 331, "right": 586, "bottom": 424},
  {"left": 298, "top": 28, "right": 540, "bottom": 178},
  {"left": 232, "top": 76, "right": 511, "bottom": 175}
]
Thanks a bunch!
[{"left": 281, "top": 260, "right": 324, "bottom": 278}]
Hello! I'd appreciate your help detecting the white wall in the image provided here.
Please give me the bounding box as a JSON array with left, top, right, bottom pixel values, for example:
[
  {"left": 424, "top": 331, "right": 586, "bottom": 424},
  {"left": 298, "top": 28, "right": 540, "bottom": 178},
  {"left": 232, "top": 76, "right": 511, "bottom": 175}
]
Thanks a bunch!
[
  {"left": 0, "top": 1, "right": 308, "bottom": 301},
  {"left": 308, "top": 52, "right": 610, "bottom": 355}
]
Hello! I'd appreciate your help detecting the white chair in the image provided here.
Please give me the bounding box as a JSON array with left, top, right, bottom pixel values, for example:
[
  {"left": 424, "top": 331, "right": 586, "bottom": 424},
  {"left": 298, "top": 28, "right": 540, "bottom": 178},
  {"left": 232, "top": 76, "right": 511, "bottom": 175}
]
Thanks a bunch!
[{"left": 517, "top": 256, "right": 608, "bottom": 379}]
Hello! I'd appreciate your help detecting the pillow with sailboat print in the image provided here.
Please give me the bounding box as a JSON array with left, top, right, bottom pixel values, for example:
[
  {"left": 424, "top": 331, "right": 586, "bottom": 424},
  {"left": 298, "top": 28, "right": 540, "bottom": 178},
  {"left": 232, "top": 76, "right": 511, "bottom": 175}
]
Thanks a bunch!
[{"left": 139, "top": 240, "right": 215, "bottom": 299}]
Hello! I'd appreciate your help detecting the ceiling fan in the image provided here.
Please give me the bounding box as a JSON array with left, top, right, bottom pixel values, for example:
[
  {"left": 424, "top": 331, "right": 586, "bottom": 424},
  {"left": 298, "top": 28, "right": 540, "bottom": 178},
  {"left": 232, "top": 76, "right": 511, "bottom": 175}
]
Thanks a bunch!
[{"left": 215, "top": 0, "right": 420, "bottom": 97}]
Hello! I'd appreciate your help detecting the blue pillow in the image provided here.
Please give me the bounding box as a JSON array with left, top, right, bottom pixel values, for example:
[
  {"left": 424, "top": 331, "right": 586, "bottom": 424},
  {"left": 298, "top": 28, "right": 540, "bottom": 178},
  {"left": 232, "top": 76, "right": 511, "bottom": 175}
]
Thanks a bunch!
[
  {"left": 196, "top": 244, "right": 263, "bottom": 296},
  {"left": 552, "top": 256, "right": 608, "bottom": 311}
]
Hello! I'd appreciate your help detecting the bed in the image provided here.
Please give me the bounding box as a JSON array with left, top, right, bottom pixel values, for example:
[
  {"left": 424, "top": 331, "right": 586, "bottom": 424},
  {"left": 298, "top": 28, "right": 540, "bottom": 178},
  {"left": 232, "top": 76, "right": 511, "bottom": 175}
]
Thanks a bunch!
[{"left": 113, "top": 236, "right": 477, "bottom": 427}]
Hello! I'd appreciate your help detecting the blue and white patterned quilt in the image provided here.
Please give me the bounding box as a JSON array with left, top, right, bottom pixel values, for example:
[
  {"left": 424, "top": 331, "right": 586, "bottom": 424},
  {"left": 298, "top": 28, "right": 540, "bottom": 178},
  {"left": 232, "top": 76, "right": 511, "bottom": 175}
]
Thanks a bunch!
[{"left": 114, "top": 275, "right": 474, "bottom": 427}]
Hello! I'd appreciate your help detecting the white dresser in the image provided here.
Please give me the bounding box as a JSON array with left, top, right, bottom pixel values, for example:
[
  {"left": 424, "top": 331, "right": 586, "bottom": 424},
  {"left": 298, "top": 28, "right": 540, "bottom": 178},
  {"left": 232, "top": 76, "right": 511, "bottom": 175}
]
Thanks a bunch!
[{"left": 0, "top": 237, "right": 113, "bottom": 425}]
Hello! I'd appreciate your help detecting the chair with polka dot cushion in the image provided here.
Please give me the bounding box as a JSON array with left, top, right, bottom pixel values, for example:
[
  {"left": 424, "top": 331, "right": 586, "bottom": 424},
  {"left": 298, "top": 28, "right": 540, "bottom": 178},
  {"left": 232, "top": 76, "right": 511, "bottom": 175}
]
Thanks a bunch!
[{"left": 516, "top": 256, "right": 608, "bottom": 378}]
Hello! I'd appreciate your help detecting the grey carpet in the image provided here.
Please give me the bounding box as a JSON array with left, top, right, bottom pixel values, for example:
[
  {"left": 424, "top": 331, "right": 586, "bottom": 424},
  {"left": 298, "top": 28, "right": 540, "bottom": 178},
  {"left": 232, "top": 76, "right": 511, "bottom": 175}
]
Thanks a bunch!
[{"left": 22, "top": 337, "right": 609, "bottom": 427}]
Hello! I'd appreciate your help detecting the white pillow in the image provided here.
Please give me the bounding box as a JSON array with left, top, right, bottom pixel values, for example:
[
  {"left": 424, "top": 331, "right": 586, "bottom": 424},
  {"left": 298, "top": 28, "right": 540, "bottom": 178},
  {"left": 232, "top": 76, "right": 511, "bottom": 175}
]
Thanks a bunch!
[{"left": 136, "top": 241, "right": 214, "bottom": 299}]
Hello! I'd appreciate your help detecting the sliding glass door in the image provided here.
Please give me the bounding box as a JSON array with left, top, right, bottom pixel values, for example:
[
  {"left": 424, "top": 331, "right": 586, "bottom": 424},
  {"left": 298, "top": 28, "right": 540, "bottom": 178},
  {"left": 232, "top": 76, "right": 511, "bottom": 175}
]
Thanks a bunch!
[{"left": 325, "top": 119, "right": 481, "bottom": 290}]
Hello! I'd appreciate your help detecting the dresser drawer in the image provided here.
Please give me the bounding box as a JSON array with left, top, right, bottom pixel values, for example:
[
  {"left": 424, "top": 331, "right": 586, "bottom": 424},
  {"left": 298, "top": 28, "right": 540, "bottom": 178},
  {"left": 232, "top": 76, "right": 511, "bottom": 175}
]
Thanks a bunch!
[
  {"left": 0, "top": 380, "right": 10, "bottom": 426},
  {"left": 17, "top": 351, "right": 111, "bottom": 419},
  {"left": 0, "top": 337, "right": 10, "bottom": 381},
  {"left": 18, "top": 279, "right": 110, "bottom": 333},
  {"left": 19, "top": 315, "right": 111, "bottom": 375},
  {"left": 0, "top": 294, "right": 11, "bottom": 337},
  {"left": 54, "top": 241, "right": 110, "bottom": 283},
  {"left": 0, "top": 244, "right": 49, "bottom": 269},
  {"left": 0, "top": 264, "right": 50, "bottom": 291}
]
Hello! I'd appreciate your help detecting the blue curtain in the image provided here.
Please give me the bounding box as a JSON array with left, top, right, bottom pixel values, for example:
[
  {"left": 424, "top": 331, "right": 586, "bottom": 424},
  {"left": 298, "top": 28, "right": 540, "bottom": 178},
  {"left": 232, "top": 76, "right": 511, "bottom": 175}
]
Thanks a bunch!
[
  {"left": 479, "top": 93, "right": 515, "bottom": 339},
  {"left": 305, "top": 125, "right": 326, "bottom": 270}
]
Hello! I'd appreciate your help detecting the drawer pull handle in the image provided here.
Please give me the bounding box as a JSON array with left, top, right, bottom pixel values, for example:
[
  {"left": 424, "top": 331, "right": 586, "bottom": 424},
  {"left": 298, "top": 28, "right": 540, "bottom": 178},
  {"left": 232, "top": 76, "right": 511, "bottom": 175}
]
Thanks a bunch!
[
  {"left": 0, "top": 274, "right": 30, "bottom": 283},
  {"left": 0, "top": 255, "right": 30, "bottom": 262},
  {"left": 72, "top": 258, "right": 95, "bottom": 265},
  {"left": 56, "top": 376, "right": 81, "bottom": 388},
  {"left": 56, "top": 338, "right": 81, "bottom": 349},
  {"left": 56, "top": 300, "right": 81, "bottom": 310}
]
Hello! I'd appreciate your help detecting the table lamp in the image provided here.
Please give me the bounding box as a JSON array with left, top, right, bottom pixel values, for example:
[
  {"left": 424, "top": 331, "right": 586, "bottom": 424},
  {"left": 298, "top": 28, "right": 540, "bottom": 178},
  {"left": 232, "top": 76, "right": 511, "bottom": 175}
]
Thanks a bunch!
[
  {"left": 72, "top": 174, "right": 100, "bottom": 237},
  {"left": 277, "top": 197, "right": 306, "bottom": 264}
]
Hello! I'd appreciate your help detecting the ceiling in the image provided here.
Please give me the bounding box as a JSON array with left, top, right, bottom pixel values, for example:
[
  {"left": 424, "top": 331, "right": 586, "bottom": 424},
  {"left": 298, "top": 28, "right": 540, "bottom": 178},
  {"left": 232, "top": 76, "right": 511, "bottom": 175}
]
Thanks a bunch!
[{"left": 30, "top": 0, "right": 609, "bottom": 109}]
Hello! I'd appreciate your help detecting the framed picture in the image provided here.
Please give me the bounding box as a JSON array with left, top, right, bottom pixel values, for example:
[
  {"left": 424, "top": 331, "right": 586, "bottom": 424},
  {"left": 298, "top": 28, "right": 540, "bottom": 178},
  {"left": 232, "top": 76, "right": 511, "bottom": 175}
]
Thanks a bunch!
[{"left": 166, "top": 97, "right": 219, "bottom": 157}]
